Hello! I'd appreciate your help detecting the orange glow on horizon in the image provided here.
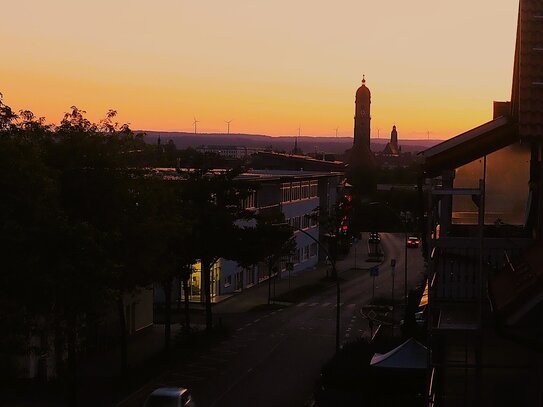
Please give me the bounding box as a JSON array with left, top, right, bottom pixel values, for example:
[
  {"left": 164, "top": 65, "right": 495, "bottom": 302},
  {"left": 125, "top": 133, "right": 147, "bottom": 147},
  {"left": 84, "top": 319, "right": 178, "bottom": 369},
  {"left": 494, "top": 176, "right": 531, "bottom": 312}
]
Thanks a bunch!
[{"left": 2, "top": 0, "right": 518, "bottom": 140}]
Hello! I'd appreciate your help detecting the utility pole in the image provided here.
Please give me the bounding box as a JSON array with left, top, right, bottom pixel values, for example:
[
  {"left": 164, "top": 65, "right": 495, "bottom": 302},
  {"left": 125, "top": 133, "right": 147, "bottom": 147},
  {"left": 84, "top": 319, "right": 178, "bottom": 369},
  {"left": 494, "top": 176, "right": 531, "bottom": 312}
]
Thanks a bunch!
[{"left": 225, "top": 120, "right": 232, "bottom": 134}]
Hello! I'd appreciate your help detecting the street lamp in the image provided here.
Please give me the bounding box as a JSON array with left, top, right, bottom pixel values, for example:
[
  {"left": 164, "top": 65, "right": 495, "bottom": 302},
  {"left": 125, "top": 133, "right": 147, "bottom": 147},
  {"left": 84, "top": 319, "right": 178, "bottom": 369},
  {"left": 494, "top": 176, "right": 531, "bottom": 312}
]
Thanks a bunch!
[
  {"left": 367, "top": 202, "right": 409, "bottom": 308},
  {"left": 275, "top": 223, "right": 341, "bottom": 353}
]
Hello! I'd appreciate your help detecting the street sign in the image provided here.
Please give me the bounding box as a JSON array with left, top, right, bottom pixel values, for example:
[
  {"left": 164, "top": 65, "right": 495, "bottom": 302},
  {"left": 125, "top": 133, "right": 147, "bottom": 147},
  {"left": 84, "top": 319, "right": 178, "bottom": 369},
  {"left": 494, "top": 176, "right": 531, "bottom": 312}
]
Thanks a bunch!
[
  {"left": 390, "top": 258, "right": 396, "bottom": 268},
  {"left": 370, "top": 266, "right": 379, "bottom": 277}
]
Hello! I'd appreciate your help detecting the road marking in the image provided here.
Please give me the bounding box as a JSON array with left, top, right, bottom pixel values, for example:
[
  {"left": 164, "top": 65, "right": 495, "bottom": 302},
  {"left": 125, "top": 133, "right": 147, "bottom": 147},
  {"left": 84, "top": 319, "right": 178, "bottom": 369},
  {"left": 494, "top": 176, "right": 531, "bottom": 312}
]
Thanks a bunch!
[
  {"left": 278, "top": 308, "right": 284, "bottom": 312},
  {"left": 297, "top": 302, "right": 307, "bottom": 307},
  {"left": 236, "top": 327, "right": 243, "bottom": 331},
  {"left": 254, "top": 319, "right": 260, "bottom": 323},
  {"left": 309, "top": 302, "right": 318, "bottom": 307},
  {"left": 245, "top": 323, "right": 252, "bottom": 327},
  {"left": 322, "top": 302, "right": 331, "bottom": 307}
]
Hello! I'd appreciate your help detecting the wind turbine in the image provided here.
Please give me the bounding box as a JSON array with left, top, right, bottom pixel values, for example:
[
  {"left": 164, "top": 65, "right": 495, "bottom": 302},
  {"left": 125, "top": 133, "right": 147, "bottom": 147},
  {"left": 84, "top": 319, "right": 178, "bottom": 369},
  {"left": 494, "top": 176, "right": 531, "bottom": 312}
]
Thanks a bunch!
[
  {"left": 225, "top": 119, "right": 233, "bottom": 135},
  {"left": 193, "top": 116, "right": 200, "bottom": 134}
]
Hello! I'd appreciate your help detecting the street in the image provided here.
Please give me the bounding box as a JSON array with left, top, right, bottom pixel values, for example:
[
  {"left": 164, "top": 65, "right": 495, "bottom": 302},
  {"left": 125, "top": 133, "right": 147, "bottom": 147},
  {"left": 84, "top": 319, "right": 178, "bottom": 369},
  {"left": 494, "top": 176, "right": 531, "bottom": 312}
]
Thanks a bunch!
[{"left": 118, "top": 233, "right": 426, "bottom": 407}]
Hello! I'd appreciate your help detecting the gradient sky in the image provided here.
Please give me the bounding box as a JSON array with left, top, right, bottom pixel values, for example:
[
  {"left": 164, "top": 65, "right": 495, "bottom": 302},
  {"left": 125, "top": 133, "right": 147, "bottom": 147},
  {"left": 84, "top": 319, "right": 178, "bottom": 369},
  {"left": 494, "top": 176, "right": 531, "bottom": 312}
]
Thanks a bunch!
[{"left": 1, "top": 0, "right": 519, "bottom": 139}]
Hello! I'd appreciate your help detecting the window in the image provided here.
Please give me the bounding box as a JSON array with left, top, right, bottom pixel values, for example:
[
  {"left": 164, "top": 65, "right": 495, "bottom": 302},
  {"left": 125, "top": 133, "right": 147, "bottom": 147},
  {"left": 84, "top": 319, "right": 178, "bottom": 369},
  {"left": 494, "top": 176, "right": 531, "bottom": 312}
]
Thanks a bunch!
[
  {"left": 235, "top": 271, "right": 243, "bottom": 291},
  {"left": 303, "top": 245, "right": 310, "bottom": 261},
  {"left": 224, "top": 275, "right": 231, "bottom": 288},
  {"left": 291, "top": 182, "right": 301, "bottom": 200},
  {"left": 301, "top": 181, "right": 310, "bottom": 199},
  {"left": 246, "top": 267, "right": 254, "bottom": 286},
  {"left": 242, "top": 190, "right": 256, "bottom": 209},
  {"left": 292, "top": 248, "right": 301, "bottom": 265},
  {"left": 310, "top": 242, "right": 318, "bottom": 257},
  {"left": 281, "top": 183, "right": 291, "bottom": 202},
  {"left": 310, "top": 181, "right": 318, "bottom": 197},
  {"left": 292, "top": 216, "right": 301, "bottom": 229}
]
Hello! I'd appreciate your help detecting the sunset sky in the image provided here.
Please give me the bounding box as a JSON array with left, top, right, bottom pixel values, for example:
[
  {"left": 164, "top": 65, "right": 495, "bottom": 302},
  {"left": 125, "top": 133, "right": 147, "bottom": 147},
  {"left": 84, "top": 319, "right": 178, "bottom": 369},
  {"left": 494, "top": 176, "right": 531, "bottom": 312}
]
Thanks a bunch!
[{"left": 1, "top": 0, "right": 519, "bottom": 139}]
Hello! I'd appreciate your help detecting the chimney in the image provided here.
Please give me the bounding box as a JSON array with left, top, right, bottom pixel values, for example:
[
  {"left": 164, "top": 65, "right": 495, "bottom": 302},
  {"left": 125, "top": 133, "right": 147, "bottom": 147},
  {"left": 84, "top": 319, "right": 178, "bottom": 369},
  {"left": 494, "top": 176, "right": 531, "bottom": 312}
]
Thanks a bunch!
[{"left": 493, "top": 101, "right": 511, "bottom": 119}]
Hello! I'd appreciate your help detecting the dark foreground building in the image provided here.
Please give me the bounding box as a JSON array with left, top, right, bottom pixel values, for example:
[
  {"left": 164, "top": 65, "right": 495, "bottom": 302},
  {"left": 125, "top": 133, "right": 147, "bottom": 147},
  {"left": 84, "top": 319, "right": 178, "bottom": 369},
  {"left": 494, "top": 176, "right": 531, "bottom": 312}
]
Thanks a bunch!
[{"left": 421, "top": 1, "right": 543, "bottom": 405}]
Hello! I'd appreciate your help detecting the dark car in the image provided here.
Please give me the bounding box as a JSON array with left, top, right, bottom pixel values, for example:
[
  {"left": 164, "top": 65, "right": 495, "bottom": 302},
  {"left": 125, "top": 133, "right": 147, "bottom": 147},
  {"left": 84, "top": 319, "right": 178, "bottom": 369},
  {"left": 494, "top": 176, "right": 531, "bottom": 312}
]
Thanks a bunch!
[
  {"left": 406, "top": 236, "right": 421, "bottom": 248},
  {"left": 143, "top": 387, "right": 195, "bottom": 407},
  {"left": 368, "top": 231, "right": 381, "bottom": 243}
]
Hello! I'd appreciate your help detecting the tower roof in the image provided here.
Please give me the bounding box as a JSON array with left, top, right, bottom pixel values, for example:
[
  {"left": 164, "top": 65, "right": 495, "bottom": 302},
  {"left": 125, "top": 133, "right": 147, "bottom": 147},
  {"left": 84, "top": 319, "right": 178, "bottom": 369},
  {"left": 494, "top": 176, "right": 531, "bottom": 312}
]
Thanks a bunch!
[{"left": 356, "top": 75, "right": 371, "bottom": 99}]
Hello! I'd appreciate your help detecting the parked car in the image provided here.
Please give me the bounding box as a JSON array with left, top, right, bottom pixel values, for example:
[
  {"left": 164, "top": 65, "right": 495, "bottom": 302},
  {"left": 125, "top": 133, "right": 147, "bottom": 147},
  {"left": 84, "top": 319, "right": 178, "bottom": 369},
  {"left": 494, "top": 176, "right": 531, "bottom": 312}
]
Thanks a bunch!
[
  {"left": 143, "top": 387, "right": 195, "bottom": 407},
  {"left": 406, "top": 236, "right": 421, "bottom": 248}
]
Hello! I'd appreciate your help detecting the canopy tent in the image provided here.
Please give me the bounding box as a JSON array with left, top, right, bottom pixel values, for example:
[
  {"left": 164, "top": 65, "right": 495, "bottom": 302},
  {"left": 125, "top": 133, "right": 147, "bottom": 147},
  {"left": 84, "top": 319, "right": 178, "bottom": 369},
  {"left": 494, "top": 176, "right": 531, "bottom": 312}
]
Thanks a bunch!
[{"left": 370, "top": 338, "right": 427, "bottom": 369}]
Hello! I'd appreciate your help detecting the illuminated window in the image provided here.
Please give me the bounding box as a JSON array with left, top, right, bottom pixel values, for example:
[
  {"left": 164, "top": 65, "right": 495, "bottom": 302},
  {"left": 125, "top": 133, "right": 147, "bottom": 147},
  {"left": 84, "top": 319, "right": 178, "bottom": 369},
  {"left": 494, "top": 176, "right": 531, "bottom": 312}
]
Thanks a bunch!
[{"left": 224, "top": 275, "right": 231, "bottom": 288}]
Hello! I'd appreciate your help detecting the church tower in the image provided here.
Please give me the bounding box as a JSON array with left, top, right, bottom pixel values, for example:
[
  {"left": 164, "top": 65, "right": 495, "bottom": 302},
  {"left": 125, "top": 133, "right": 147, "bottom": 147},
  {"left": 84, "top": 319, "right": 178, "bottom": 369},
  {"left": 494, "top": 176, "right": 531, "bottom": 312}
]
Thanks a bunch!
[
  {"left": 354, "top": 75, "right": 371, "bottom": 149},
  {"left": 349, "top": 75, "right": 374, "bottom": 168},
  {"left": 391, "top": 125, "right": 398, "bottom": 145}
]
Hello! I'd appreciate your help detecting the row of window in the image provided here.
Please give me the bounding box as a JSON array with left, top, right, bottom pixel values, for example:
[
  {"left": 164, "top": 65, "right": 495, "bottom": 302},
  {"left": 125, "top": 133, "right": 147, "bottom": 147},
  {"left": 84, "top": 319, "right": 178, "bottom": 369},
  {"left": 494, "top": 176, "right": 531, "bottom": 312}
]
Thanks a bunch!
[
  {"left": 290, "top": 242, "right": 319, "bottom": 265},
  {"left": 241, "top": 190, "right": 257, "bottom": 209},
  {"left": 281, "top": 180, "right": 318, "bottom": 203},
  {"left": 223, "top": 242, "right": 319, "bottom": 289},
  {"left": 286, "top": 214, "right": 318, "bottom": 230}
]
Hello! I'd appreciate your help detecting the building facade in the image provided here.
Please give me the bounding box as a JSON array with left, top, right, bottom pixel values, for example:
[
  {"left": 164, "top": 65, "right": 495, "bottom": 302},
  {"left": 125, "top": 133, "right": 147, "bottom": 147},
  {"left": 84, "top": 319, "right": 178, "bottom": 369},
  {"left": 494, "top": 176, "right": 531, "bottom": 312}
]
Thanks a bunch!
[
  {"left": 205, "top": 170, "right": 343, "bottom": 297},
  {"left": 152, "top": 170, "right": 344, "bottom": 304}
]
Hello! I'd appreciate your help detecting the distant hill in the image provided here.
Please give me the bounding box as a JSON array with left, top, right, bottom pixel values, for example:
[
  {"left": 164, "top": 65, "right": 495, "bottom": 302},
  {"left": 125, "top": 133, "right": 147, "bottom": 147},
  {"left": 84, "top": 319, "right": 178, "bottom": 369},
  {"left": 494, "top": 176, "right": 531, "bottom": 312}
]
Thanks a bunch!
[{"left": 139, "top": 131, "right": 441, "bottom": 154}]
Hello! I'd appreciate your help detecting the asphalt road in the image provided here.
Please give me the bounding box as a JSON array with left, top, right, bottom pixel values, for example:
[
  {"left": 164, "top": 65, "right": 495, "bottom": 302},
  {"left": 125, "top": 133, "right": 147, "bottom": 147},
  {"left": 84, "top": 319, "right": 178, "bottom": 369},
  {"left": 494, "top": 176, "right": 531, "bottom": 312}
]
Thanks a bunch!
[{"left": 120, "top": 233, "right": 425, "bottom": 407}]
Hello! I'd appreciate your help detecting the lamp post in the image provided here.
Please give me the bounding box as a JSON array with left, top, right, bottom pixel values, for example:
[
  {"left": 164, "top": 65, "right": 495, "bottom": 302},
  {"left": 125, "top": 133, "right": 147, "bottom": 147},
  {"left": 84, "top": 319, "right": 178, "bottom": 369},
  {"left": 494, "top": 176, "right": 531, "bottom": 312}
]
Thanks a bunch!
[{"left": 275, "top": 223, "right": 340, "bottom": 353}]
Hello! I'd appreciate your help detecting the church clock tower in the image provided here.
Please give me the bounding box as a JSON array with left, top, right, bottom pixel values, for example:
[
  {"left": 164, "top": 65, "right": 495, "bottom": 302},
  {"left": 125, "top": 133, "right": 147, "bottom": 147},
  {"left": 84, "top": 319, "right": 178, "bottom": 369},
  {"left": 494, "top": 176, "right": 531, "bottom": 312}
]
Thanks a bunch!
[
  {"left": 349, "top": 75, "right": 374, "bottom": 169},
  {"left": 354, "top": 75, "right": 371, "bottom": 149}
]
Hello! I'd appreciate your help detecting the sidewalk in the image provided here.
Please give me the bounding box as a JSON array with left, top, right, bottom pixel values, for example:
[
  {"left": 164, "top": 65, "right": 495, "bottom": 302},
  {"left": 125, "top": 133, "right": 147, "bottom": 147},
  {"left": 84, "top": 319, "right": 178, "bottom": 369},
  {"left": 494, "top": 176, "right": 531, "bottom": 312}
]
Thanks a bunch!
[{"left": 213, "top": 237, "right": 378, "bottom": 314}]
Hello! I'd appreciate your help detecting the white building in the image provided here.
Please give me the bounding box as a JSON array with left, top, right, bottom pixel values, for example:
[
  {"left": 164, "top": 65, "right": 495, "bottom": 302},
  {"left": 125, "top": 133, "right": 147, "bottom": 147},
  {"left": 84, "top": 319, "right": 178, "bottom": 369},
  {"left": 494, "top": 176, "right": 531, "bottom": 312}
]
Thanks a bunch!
[{"left": 190, "top": 170, "right": 344, "bottom": 299}]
